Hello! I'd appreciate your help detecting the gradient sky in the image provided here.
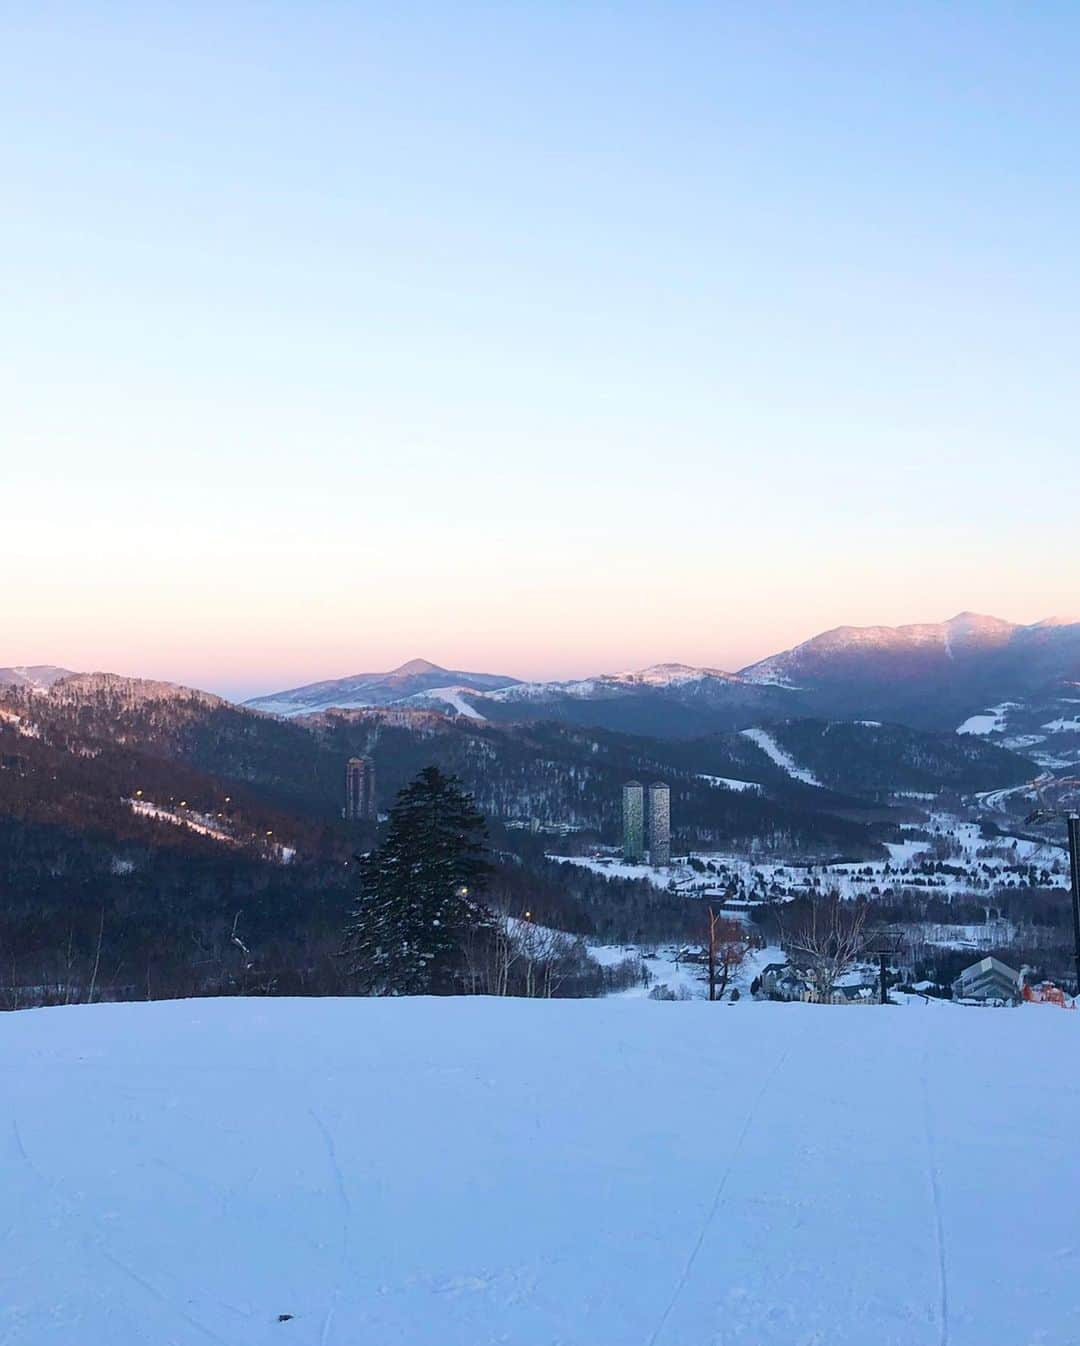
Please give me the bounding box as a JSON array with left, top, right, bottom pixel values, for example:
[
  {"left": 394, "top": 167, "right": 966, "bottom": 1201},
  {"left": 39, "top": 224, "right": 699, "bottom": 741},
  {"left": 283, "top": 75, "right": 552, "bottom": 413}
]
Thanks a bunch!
[{"left": 4, "top": 3, "right": 1078, "bottom": 700}]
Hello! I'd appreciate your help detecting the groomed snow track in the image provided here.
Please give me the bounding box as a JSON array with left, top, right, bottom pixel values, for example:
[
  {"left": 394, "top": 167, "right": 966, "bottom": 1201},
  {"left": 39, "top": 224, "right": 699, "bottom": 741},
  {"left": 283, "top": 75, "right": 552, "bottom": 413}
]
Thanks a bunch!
[{"left": 2, "top": 996, "right": 1077, "bottom": 1345}]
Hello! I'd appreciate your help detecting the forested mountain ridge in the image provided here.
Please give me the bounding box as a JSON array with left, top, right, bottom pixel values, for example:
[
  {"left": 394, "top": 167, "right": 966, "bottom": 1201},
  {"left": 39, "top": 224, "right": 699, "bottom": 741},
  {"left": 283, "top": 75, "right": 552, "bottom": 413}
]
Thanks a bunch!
[
  {"left": 0, "top": 673, "right": 1037, "bottom": 859},
  {"left": 0, "top": 668, "right": 1050, "bottom": 1011},
  {"left": 0, "top": 676, "right": 881, "bottom": 857},
  {"left": 766, "top": 720, "right": 1036, "bottom": 797}
]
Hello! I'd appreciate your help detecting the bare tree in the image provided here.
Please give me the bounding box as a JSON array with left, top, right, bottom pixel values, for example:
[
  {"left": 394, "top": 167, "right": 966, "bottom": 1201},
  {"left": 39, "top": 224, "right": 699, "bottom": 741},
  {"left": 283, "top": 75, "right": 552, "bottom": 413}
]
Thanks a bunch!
[
  {"left": 86, "top": 906, "right": 105, "bottom": 1005},
  {"left": 701, "top": 907, "right": 748, "bottom": 1001},
  {"left": 782, "top": 895, "right": 869, "bottom": 1002},
  {"left": 230, "top": 911, "right": 252, "bottom": 961},
  {"left": 459, "top": 913, "right": 520, "bottom": 995},
  {"left": 463, "top": 913, "right": 590, "bottom": 998},
  {"left": 515, "top": 919, "right": 584, "bottom": 998}
]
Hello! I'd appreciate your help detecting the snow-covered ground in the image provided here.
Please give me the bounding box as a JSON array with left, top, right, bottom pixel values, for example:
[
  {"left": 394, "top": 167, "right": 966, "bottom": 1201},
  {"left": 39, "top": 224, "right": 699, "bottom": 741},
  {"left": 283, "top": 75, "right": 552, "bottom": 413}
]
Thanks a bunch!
[
  {"left": 0, "top": 707, "right": 40, "bottom": 737},
  {"left": 129, "top": 798, "right": 235, "bottom": 843},
  {"left": 739, "top": 727, "right": 822, "bottom": 786},
  {"left": 697, "top": 773, "right": 763, "bottom": 794},
  {"left": 1041, "top": 715, "right": 1080, "bottom": 733},
  {"left": 956, "top": 702, "right": 1018, "bottom": 735},
  {"left": 553, "top": 810, "right": 1070, "bottom": 907},
  {"left": 403, "top": 685, "right": 487, "bottom": 719},
  {"left": 3, "top": 996, "right": 1077, "bottom": 1346},
  {"left": 128, "top": 800, "right": 296, "bottom": 863},
  {"left": 588, "top": 941, "right": 782, "bottom": 1000},
  {"left": 953, "top": 698, "right": 1080, "bottom": 769},
  {"left": 972, "top": 778, "right": 1049, "bottom": 813}
]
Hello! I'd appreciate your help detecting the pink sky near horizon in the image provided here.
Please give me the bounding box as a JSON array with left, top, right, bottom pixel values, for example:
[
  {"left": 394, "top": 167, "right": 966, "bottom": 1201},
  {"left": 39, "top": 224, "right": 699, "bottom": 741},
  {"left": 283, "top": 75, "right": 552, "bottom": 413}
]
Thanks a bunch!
[
  {"left": 8, "top": 597, "right": 1075, "bottom": 702},
  {"left": 5, "top": 6, "right": 1079, "bottom": 701}
]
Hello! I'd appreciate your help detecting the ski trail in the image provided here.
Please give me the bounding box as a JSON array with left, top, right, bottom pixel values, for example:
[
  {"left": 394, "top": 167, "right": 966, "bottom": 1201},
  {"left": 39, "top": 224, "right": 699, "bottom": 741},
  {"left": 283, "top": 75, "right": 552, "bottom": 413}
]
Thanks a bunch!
[
  {"left": 94, "top": 1243, "right": 232, "bottom": 1346},
  {"left": 13, "top": 1119, "right": 231, "bottom": 1346},
  {"left": 310, "top": 1108, "right": 352, "bottom": 1346},
  {"left": 645, "top": 1036, "right": 796, "bottom": 1346},
  {"left": 920, "top": 1036, "right": 951, "bottom": 1346}
]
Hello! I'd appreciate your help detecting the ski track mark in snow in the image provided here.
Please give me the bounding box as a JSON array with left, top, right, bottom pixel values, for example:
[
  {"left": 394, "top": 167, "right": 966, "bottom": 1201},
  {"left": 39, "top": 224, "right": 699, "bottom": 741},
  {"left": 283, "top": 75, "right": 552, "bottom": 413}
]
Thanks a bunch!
[
  {"left": 12, "top": 1119, "right": 233, "bottom": 1346},
  {"left": 920, "top": 1035, "right": 951, "bottom": 1346},
  {"left": 645, "top": 1036, "right": 798, "bottom": 1346},
  {"left": 310, "top": 1108, "right": 352, "bottom": 1346}
]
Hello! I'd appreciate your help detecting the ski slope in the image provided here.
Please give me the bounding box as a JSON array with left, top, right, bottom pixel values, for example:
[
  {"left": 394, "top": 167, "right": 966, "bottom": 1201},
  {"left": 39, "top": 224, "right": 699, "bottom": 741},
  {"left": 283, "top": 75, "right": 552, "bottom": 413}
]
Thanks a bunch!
[
  {"left": 740, "top": 726, "right": 823, "bottom": 786},
  {"left": 2, "top": 997, "right": 1078, "bottom": 1346}
]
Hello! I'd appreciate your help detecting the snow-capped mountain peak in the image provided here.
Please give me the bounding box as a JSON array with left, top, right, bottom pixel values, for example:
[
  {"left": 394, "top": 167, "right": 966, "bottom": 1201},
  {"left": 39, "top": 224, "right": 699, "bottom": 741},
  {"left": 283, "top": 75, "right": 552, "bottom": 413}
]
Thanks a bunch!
[
  {"left": 608, "top": 663, "right": 735, "bottom": 687},
  {"left": 245, "top": 661, "right": 520, "bottom": 717},
  {"left": 387, "top": 658, "right": 446, "bottom": 677}
]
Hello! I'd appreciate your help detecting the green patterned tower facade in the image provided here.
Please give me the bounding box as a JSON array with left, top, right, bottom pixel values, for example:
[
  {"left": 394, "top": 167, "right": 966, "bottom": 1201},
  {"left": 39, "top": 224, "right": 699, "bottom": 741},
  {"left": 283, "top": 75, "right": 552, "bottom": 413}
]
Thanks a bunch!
[
  {"left": 622, "top": 781, "right": 645, "bottom": 862},
  {"left": 648, "top": 782, "right": 671, "bottom": 866}
]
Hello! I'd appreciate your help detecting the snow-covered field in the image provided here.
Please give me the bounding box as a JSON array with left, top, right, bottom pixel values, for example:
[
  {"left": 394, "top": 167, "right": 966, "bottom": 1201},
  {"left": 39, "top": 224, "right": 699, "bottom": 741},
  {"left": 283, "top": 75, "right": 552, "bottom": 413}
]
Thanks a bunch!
[
  {"left": 2, "top": 997, "right": 1077, "bottom": 1346},
  {"left": 957, "top": 702, "right": 1018, "bottom": 736},
  {"left": 588, "top": 941, "right": 782, "bottom": 1000},
  {"left": 697, "top": 773, "right": 763, "bottom": 794},
  {"left": 954, "top": 697, "right": 1080, "bottom": 768},
  {"left": 555, "top": 809, "right": 1070, "bottom": 906}
]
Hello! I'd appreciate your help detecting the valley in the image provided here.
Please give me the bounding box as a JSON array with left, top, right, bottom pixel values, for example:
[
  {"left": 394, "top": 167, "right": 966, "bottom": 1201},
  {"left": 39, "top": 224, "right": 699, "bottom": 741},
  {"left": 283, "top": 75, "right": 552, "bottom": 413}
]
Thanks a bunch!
[{"left": 2, "top": 611, "right": 1078, "bottom": 1008}]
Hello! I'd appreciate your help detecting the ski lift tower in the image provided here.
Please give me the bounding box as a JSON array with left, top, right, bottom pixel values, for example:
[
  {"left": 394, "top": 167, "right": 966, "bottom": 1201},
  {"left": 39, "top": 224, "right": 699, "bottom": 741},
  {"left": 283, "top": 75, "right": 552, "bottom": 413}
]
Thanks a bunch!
[
  {"left": 863, "top": 927, "right": 905, "bottom": 1005},
  {"left": 1027, "top": 778, "right": 1080, "bottom": 994}
]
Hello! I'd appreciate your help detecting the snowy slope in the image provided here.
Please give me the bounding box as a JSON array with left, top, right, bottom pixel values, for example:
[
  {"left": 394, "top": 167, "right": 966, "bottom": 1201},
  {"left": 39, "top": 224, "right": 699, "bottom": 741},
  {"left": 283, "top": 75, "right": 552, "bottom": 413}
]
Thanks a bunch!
[
  {"left": 244, "top": 660, "right": 519, "bottom": 716},
  {"left": 3, "top": 997, "right": 1078, "bottom": 1346},
  {"left": 957, "top": 702, "right": 1018, "bottom": 735},
  {"left": 399, "top": 685, "right": 487, "bottom": 719},
  {"left": 740, "top": 726, "right": 823, "bottom": 786}
]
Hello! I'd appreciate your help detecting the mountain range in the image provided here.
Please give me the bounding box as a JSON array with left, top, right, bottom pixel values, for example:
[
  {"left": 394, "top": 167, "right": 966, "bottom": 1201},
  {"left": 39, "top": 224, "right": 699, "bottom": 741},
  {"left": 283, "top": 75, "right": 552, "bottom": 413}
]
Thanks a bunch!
[
  {"left": 7, "top": 614, "right": 1078, "bottom": 788},
  {"left": 2, "top": 615, "right": 1073, "bottom": 1012},
  {"left": 239, "top": 614, "right": 1080, "bottom": 763},
  {"left": 0, "top": 665, "right": 1036, "bottom": 867},
  {"left": 244, "top": 658, "right": 518, "bottom": 718}
]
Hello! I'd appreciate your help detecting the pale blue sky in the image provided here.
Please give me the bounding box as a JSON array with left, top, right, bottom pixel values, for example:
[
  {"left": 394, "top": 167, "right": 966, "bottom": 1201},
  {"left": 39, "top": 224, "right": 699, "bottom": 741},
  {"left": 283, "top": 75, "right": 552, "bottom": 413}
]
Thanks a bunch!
[{"left": 3, "top": 3, "right": 1078, "bottom": 698}]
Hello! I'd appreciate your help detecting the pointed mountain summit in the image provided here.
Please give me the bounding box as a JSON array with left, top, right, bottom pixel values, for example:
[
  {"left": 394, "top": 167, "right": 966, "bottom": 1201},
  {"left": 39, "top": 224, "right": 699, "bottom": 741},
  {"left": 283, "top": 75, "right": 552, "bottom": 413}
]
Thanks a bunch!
[
  {"left": 389, "top": 658, "right": 445, "bottom": 677},
  {"left": 244, "top": 660, "right": 520, "bottom": 717}
]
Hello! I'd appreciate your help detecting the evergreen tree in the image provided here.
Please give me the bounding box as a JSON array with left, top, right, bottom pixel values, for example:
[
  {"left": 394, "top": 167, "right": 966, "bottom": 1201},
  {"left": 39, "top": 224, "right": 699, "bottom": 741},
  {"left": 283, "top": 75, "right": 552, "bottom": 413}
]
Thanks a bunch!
[{"left": 344, "top": 766, "right": 493, "bottom": 994}]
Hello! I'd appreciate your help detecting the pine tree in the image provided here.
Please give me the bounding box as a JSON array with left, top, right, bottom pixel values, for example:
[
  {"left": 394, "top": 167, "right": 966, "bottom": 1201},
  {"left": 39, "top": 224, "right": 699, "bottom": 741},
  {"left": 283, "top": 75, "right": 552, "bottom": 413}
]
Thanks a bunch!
[{"left": 344, "top": 766, "right": 493, "bottom": 995}]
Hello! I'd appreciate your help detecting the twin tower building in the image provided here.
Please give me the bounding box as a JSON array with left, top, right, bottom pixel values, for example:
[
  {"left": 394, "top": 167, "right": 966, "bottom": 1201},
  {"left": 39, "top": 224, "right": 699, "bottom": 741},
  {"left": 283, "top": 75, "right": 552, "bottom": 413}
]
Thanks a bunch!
[
  {"left": 347, "top": 755, "right": 668, "bottom": 868},
  {"left": 622, "top": 781, "right": 671, "bottom": 867}
]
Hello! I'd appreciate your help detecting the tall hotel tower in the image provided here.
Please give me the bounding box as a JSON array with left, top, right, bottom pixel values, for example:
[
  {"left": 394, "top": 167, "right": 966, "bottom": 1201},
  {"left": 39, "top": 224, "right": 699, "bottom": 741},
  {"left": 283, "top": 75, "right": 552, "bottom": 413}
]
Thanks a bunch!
[
  {"left": 345, "top": 756, "right": 377, "bottom": 821},
  {"left": 622, "top": 781, "right": 645, "bottom": 862},
  {"left": 647, "top": 782, "right": 671, "bottom": 866}
]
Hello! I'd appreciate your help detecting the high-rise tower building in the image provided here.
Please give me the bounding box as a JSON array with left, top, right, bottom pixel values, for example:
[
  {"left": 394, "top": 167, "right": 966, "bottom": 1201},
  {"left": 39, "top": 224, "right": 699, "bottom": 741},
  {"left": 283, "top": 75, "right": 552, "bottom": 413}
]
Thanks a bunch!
[
  {"left": 345, "top": 756, "right": 377, "bottom": 821},
  {"left": 647, "top": 782, "right": 671, "bottom": 867},
  {"left": 622, "top": 781, "right": 645, "bottom": 862}
]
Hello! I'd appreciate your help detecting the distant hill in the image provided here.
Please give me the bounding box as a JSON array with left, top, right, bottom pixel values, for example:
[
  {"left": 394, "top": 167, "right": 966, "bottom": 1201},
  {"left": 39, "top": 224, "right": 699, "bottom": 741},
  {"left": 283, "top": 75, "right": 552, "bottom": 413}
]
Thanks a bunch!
[
  {"left": 0, "top": 665, "right": 1046, "bottom": 1012},
  {"left": 0, "top": 664, "right": 73, "bottom": 690},
  {"left": 239, "top": 615, "right": 1080, "bottom": 756},
  {"left": 243, "top": 659, "right": 520, "bottom": 717},
  {"left": 1, "top": 670, "right": 1038, "bottom": 857},
  {"left": 740, "top": 613, "right": 1080, "bottom": 732}
]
